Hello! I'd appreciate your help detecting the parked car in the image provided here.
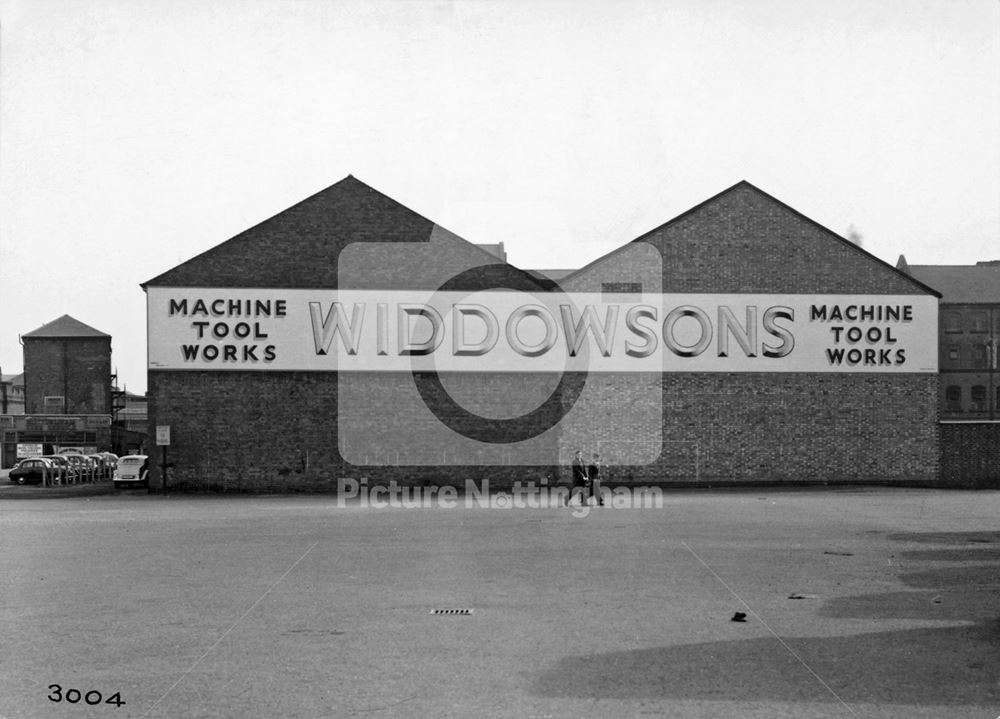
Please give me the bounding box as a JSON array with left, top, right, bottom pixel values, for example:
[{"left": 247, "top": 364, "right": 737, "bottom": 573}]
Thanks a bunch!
[
  {"left": 113, "top": 454, "right": 149, "bottom": 489},
  {"left": 9, "top": 457, "right": 53, "bottom": 485}
]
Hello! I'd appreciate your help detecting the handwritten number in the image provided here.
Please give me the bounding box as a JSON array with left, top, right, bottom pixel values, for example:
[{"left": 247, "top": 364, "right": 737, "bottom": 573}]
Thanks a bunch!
[{"left": 46, "top": 685, "right": 124, "bottom": 707}]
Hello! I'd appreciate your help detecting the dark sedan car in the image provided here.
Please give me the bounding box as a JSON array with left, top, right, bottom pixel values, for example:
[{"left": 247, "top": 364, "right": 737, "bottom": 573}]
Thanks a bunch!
[{"left": 8, "top": 458, "right": 54, "bottom": 485}]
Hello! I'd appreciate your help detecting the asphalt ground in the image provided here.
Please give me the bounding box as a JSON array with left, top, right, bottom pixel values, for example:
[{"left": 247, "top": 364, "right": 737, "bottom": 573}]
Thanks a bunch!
[{"left": 0, "top": 484, "right": 998, "bottom": 719}]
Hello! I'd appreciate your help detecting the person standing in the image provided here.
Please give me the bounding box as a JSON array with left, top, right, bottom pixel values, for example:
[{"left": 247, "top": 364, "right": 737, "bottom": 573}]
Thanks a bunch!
[
  {"left": 588, "top": 452, "right": 604, "bottom": 506},
  {"left": 568, "top": 449, "right": 588, "bottom": 506}
]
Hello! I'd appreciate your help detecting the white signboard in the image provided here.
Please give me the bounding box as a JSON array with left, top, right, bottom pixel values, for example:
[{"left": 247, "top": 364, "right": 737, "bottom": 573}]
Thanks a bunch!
[
  {"left": 156, "top": 425, "right": 171, "bottom": 446},
  {"left": 16, "top": 443, "right": 43, "bottom": 459},
  {"left": 147, "top": 288, "right": 938, "bottom": 374}
]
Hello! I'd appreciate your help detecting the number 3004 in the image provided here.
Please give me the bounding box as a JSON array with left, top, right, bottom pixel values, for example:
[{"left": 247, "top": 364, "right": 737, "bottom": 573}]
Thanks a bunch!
[{"left": 48, "top": 684, "right": 125, "bottom": 707}]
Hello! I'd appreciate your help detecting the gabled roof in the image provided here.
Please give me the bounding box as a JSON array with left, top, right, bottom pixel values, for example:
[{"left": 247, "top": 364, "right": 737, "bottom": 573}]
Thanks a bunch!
[
  {"left": 22, "top": 315, "right": 110, "bottom": 339},
  {"left": 142, "top": 175, "right": 520, "bottom": 289},
  {"left": 900, "top": 263, "right": 1000, "bottom": 303},
  {"left": 562, "top": 180, "right": 942, "bottom": 297}
]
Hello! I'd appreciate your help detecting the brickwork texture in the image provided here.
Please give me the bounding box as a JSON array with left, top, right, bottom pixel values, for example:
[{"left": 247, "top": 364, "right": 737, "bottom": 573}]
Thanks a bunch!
[
  {"left": 940, "top": 423, "right": 1000, "bottom": 488},
  {"left": 23, "top": 337, "right": 112, "bottom": 415}
]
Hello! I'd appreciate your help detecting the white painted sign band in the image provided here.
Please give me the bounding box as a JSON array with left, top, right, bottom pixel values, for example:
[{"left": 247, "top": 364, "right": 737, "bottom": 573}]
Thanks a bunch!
[{"left": 147, "top": 288, "right": 937, "bottom": 373}]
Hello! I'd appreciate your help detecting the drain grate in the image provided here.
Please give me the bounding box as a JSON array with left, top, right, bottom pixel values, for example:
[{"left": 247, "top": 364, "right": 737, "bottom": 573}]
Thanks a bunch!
[{"left": 431, "top": 608, "right": 473, "bottom": 615}]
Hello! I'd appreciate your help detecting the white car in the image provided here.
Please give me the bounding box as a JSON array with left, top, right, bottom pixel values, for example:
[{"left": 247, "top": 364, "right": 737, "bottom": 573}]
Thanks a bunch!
[{"left": 113, "top": 455, "right": 149, "bottom": 489}]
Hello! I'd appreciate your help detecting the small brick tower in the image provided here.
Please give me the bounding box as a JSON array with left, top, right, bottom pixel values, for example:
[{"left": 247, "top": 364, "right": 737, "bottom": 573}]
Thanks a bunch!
[{"left": 22, "top": 315, "right": 112, "bottom": 415}]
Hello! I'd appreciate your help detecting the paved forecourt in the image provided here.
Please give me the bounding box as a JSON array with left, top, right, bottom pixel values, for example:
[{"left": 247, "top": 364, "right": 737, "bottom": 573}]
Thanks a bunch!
[{"left": 1, "top": 486, "right": 998, "bottom": 719}]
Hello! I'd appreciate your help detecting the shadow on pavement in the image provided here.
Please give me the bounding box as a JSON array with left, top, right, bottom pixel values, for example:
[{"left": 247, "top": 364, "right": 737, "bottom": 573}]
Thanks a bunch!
[
  {"left": 530, "top": 622, "right": 999, "bottom": 706},
  {"left": 531, "top": 531, "right": 1000, "bottom": 707}
]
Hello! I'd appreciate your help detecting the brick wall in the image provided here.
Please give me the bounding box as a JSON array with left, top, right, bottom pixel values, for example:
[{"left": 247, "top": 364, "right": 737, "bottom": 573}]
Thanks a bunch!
[
  {"left": 557, "top": 372, "right": 938, "bottom": 485},
  {"left": 148, "top": 369, "right": 939, "bottom": 490},
  {"left": 940, "top": 423, "right": 1000, "bottom": 488},
  {"left": 149, "top": 370, "right": 565, "bottom": 491},
  {"left": 23, "top": 337, "right": 112, "bottom": 415},
  {"left": 149, "top": 371, "right": 339, "bottom": 492},
  {"left": 660, "top": 373, "right": 938, "bottom": 483}
]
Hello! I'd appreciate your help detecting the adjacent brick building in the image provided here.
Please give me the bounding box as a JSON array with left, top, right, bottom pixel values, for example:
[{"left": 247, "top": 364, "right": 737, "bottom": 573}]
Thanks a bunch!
[
  {"left": 897, "top": 258, "right": 1000, "bottom": 486},
  {"left": 22, "top": 315, "right": 112, "bottom": 415},
  {"left": 0, "top": 373, "right": 25, "bottom": 415},
  {"left": 1, "top": 315, "right": 114, "bottom": 466},
  {"left": 143, "top": 177, "right": 943, "bottom": 491}
]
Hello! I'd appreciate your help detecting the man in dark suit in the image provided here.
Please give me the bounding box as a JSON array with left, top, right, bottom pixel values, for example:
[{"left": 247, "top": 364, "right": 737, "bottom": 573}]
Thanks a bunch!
[
  {"left": 587, "top": 453, "right": 604, "bottom": 506},
  {"left": 568, "top": 449, "right": 588, "bottom": 506}
]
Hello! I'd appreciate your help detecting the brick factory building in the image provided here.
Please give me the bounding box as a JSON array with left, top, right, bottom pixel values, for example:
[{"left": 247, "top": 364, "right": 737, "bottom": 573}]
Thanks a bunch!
[
  {"left": 1, "top": 315, "right": 113, "bottom": 466},
  {"left": 897, "top": 257, "right": 1000, "bottom": 487},
  {"left": 142, "top": 177, "right": 944, "bottom": 492}
]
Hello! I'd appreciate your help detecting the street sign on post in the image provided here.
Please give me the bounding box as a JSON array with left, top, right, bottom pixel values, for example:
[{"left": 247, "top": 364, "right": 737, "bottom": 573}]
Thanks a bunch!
[
  {"left": 156, "top": 425, "right": 171, "bottom": 446},
  {"left": 155, "top": 425, "right": 171, "bottom": 493}
]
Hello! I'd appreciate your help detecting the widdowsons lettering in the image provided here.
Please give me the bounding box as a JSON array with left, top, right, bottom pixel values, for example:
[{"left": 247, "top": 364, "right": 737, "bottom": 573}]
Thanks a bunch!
[
  {"left": 146, "top": 289, "right": 937, "bottom": 374},
  {"left": 308, "top": 299, "right": 796, "bottom": 362}
]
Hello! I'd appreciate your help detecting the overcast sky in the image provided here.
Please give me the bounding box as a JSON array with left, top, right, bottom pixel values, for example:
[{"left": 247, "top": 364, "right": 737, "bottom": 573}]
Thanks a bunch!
[{"left": 2, "top": 0, "right": 998, "bottom": 394}]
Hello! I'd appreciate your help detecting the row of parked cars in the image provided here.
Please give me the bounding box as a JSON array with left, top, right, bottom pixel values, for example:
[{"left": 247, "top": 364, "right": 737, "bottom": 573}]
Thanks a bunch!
[{"left": 7, "top": 451, "right": 150, "bottom": 489}]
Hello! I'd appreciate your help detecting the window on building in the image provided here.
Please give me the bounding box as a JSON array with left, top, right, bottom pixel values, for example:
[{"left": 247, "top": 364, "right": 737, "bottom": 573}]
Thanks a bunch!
[
  {"left": 947, "top": 345, "right": 960, "bottom": 361},
  {"left": 971, "top": 385, "right": 987, "bottom": 412},
  {"left": 945, "top": 385, "right": 962, "bottom": 412},
  {"left": 970, "top": 312, "right": 988, "bottom": 333},
  {"left": 601, "top": 282, "right": 643, "bottom": 294},
  {"left": 973, "top": 345, "right": 987, "bottom": 365},
  {"left": 944, "top": 313, "right": 962, "bottom": 333}
]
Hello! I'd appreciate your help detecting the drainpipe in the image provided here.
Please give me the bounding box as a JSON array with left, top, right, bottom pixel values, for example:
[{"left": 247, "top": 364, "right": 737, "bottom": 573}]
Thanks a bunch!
[{"left": 63, "top": 340, "right": 69, "bottom": 414}]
